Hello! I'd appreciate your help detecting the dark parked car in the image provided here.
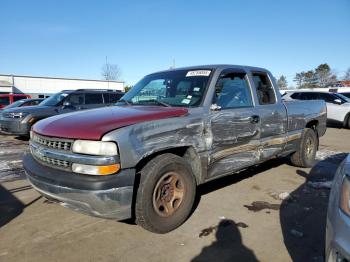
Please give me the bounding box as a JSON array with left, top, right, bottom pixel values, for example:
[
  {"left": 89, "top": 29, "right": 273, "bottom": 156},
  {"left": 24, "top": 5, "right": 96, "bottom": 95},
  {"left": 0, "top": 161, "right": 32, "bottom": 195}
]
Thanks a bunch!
[
  {"left": 0, "top": 89, "right": 124, "bottom": 136},
  {"left": 326, "top": 154, "right": 350, "bottom": 262},
  {"left": 0, "top": 98, "right": 44, "bottom": 112}
]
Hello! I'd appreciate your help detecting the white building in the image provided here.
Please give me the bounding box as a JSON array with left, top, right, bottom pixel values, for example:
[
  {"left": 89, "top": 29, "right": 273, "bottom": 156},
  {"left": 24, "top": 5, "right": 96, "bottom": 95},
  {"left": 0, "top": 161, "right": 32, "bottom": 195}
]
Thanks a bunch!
[{"left": 0, "top": 74, "right": 124, "bottom": 98}]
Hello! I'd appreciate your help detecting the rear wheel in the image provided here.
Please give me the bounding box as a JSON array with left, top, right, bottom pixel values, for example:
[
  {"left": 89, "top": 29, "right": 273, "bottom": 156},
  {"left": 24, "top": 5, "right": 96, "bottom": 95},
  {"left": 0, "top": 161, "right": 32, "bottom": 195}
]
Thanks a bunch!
[
  {"left": 135, "top": 153, "right": 196, "bottom": 233},
  {"left": 290, "top": 128, "right": 318, "bottom": 168}
]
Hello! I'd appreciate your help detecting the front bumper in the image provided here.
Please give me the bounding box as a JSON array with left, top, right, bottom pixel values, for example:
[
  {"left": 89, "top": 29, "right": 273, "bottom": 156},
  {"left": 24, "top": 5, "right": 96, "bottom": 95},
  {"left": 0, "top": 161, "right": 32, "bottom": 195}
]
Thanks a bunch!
[
  {"left": 0, "top": 118, "right": 30, "bottom": 135},
  {"left": 326, "top": 210, "right": 350, "bottom": 262},
  {"left": 23, "top": 154, "right": 135, "bottom": 220}
]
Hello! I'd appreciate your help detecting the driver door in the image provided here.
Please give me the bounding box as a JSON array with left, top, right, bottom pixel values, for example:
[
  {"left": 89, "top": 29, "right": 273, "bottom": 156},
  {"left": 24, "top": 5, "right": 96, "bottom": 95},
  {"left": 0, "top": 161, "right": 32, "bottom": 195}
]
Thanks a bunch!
[{"left": 207, "top": 69, "right": 260, "bottom": 179}]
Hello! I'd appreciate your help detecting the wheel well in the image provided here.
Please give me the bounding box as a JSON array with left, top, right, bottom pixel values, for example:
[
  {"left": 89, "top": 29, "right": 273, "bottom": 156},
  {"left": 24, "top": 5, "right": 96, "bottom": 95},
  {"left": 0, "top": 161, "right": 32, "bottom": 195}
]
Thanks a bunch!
[
  {"left": 305, "top": 120, "right": 319, "bottom": 149},
  {"left": 306, "top": 120, "right": 319, "bottom": 131},
  {"left": 344, "top": 113, "right": 350, "bottom": 127},
  {"left": 135, "top": 146, "right": 202, "bottom": 185}
]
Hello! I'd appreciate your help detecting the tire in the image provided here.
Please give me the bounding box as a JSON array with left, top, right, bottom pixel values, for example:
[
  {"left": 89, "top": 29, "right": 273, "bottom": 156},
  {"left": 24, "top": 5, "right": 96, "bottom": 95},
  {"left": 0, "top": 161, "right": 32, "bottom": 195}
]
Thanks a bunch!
[
  {"left": 135, "top": 153, "right": 196, "bottom": 233},
  {"left": 290, "top": 128, "right": 318, "bottom": 168},
  {"left": 347, "top": 116, "right": 350, "bottom": 129}
]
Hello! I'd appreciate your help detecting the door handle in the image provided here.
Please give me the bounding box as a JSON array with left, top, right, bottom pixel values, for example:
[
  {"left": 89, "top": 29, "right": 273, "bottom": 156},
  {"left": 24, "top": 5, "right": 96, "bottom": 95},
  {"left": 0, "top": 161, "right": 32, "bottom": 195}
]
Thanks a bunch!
[{"left": 250, "top": 115, "right": 260, "bottom": 124}]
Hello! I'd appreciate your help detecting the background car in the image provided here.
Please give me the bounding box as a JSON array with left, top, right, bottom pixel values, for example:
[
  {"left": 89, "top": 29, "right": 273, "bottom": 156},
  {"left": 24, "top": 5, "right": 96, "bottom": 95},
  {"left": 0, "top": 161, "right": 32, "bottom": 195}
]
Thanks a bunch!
[
  {"left": 283, "top": 91, "right": 350, "bottom": 128},
  {"left": 0, "top": 89, "right": 124, "bottom": 136},
  {"left": 0, "top": 98, "right": 44, "bottom": 112},
  {"left": 0, "top": 94, "right": 31, "bottom": 109},
  {"left": 326, "top": 154, "right": 350, "bottom": 262}
]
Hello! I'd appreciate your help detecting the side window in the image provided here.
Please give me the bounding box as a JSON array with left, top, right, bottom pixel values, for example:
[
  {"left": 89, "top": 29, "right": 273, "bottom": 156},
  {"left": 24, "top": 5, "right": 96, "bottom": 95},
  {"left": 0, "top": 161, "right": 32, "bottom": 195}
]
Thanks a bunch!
[
  {"left": 319, "top": 93, "right": 338, "bottom": 103},
  {"left": 298, "top": 92, "right": 317, "bottom": 100},
  {"left": 213, "top": 71, "right": 253, "bottom": 109},
  {"left": 0, "top": 97, "right": 10, "bottom": 105},
  {"left": 22, "top": 101, "right": 32, "bottom": 107},
  {"left": 13, "top": 96, "right": 27, "bottom": 102},
  {"left": 108, "top": 93, "right": 123, "bottom": 103},
  {"left": 66, "top": 93, "right": 84, "bottom": 105},
  {"left": 85, "top": 93, "right": 103, "bottom": 104},
  {"left": 290, "top": 93, "right": 300, "bottom": 99},
  {"left": 103, "top": 93, "right": 110, "bottom": 104},
  {"left": 252, "top": 72, "right": 276, "bottom": 105}
]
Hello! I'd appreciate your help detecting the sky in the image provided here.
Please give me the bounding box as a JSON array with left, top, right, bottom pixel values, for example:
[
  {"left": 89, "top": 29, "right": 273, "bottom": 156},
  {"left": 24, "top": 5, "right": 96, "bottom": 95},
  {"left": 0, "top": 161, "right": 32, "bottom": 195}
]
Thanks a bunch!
[{"left": 0, "top": 0, "right": 349, "bottom": 86}]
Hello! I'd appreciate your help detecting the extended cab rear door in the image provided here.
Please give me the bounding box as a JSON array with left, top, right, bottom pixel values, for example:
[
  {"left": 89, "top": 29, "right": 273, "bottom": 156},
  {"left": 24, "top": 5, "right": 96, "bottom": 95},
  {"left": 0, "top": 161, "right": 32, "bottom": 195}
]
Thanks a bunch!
[
  {"left": 207, "top": 68, "right": 261, "bottom": 179},
  {"left": 251, "top": 71, "right": 288, "bottom": 160}
]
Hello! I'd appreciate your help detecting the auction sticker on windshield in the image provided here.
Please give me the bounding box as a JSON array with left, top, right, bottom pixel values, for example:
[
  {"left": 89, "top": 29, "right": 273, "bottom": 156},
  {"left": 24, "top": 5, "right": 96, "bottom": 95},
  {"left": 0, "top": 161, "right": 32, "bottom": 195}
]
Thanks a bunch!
[{"left": 186, "top": 70, "right": 211, "bottom": 77}]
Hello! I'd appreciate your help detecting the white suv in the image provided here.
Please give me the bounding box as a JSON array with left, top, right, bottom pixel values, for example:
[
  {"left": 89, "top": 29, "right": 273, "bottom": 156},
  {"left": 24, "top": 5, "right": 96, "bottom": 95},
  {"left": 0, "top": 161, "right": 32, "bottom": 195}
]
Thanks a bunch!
[{"left": 283, "top": 91, "right": 350, "bottom": 128}]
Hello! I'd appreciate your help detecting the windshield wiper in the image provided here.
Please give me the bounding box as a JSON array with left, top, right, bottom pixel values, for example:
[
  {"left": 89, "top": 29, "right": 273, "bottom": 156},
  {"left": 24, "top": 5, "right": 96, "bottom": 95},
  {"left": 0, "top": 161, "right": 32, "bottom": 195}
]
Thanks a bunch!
[
  {"left": 117, "top": 99, "right": 132, "bottom": 105},
  {"left": 145, "top": 99, "right": 171, "bottom": 107}
]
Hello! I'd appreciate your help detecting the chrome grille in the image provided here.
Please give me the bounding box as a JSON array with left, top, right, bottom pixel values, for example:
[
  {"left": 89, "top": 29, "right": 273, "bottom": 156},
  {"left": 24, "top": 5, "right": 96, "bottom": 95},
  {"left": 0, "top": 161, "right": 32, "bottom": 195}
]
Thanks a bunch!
[
  {"left": 31, "top": 133, "right": 73, "bottom": 151},
  {"left": 2, "top": 112, "right": 12, "bottom": 118},
  {"left": 30, "top": 147, "right": 70, "bottom": 170}
]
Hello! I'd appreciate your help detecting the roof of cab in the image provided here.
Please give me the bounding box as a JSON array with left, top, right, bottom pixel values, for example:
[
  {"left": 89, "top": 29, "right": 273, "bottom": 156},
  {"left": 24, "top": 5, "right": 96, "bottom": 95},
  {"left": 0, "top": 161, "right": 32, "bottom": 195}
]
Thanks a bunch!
[{"left": 152, "top": 64, "right": 270, "bottom": 74}]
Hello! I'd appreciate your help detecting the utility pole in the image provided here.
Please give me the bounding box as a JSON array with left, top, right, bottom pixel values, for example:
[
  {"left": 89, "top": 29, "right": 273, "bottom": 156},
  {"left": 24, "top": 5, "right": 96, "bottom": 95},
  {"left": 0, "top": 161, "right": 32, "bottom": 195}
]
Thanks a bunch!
[
  {"left": 105, "top": 56, "right": 110, "bottom": 89},
  {"left": 170, "top": 59, "right": 176, "bottom": 69}
]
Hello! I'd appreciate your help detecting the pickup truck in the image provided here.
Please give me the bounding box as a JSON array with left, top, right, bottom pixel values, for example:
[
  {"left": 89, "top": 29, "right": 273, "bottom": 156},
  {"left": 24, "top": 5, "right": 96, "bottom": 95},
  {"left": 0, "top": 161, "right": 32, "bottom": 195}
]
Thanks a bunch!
[{"left": 23, "top": 65, "right": 327, "bottom": 233}]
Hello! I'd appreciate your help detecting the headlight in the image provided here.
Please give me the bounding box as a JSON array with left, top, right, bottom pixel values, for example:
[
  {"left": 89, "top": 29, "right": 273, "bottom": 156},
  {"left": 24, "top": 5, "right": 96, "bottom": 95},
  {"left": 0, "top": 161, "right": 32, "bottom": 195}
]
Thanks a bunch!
[
  {"left": 7, "top": 112, "right": 29, "bottom": 118},
  {"left": 72, "top": 140, "right": 118, "bottom": 156},
  {"left": 340, "top": 176, "right": 350, "bottom": 216}
]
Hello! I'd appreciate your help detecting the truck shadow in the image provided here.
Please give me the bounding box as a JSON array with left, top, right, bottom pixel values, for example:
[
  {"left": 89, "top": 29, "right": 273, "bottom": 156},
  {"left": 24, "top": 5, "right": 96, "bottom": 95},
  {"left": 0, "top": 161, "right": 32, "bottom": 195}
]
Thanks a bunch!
[
  {"left": 194, "top": 158, "right": 286, "bottom": 212},
  {"left": 279, "top": 153, "right": 347, "bottom": 262},
  {"left": 192, "top": 219, "right": 258, "bottom": 262},
  {"left": 0, "top": 184, "right": 41, "bottom": 228}
]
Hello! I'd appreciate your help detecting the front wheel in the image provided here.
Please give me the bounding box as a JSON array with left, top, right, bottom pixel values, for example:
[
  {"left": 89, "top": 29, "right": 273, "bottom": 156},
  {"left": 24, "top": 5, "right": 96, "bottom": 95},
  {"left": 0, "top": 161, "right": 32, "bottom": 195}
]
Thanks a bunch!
[
  {"left": 135, "top": 153, "right": 196, "bottom": 233},
  {"left": 290, "top": 128, "right": 318, "bottom": 168}
]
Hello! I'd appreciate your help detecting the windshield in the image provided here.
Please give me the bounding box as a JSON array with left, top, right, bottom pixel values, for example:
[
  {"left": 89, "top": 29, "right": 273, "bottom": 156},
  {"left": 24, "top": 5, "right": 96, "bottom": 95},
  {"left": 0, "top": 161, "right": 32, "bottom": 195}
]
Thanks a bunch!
[
  {"left": 3, "top": 100, "right": 24, "bottom": 109},
  {"left": 335, "top": 93, "right": 350, "bottom": 103},
  {"left": 120, "top": 69, "right": 212, "bottom": 107},
  {"left": 341, "top": 93, "right": 350, "bottom": 99},
  {"left": 39, "top": 92, "right": 70, "bottom": 106}
]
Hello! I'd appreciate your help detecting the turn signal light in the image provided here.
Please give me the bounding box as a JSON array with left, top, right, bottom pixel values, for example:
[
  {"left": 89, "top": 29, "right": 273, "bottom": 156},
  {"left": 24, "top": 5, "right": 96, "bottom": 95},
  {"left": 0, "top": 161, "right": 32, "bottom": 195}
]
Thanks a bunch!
[{"left": 72, "top": 163, "right": 120, "bottom": 176}]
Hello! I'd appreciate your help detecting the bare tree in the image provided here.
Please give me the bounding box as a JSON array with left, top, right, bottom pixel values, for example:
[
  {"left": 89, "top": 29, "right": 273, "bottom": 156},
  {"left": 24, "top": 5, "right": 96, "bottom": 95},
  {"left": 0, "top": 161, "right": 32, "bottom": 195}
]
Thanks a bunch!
[
  {"left": 315, "top": 63, "right": 337, "bottom": 87},
  {"left": 294, "top": 72, "right": 304, "bottom": 89},
  {"left": 101, "top": 63, "right": 121, "bottom": 81},
  {"left": 343, "top": 68, "right": 350, "bottom": 81}
]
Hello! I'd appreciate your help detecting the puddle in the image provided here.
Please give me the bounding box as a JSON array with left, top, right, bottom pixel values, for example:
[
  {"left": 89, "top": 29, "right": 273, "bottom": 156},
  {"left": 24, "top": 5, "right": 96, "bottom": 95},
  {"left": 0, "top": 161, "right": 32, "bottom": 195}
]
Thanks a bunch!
[{"left": 244, "top": 201, "right": 280, "bottom": 212}]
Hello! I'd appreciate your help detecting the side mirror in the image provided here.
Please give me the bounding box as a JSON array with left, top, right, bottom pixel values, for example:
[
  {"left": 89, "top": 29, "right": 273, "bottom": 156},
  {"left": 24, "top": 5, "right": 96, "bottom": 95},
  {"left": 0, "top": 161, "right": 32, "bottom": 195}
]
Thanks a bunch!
[
  {"left": 62, "top": 101, "right": 73, "bottom": 108},
  {"left": 210, "top": 104, "right": 222, "bottom": 111},
  {"left": 334, "top": 99, "right": 342, "bottom": 105}
]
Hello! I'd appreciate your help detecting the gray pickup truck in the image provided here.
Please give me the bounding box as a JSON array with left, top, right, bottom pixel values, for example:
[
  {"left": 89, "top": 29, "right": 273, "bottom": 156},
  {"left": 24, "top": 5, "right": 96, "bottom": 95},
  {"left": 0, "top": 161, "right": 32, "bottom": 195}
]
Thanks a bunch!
[{"left": 23, "top": 65, "right": 327, "bottom": 233}]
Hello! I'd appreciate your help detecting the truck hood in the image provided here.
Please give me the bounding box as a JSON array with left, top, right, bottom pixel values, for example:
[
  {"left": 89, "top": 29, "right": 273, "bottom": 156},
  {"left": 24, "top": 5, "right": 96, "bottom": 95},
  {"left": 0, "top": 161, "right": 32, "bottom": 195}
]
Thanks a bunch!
[
  {"left": 33, "top": 106, "right": 188, "bottom": 140},
  {"left": 4, "top": 105, "right": 52, "bottom": 114}
]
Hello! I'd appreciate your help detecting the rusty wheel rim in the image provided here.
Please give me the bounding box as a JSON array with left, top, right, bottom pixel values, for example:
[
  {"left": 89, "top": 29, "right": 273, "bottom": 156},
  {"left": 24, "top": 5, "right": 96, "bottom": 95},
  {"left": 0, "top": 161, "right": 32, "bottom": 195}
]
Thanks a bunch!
[
  {"left": 152, "top": 172, "right": 186, "bottom": 217},
  {"left": 305, "top": 137, "right": 314, "bottom": 159}
]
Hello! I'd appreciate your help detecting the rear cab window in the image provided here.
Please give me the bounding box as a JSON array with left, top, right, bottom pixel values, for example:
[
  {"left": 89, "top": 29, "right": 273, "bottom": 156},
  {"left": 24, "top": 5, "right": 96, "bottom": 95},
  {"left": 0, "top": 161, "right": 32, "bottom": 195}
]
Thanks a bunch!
[{"left": 252, "top": 72, "right": 276, "bottom": 105}]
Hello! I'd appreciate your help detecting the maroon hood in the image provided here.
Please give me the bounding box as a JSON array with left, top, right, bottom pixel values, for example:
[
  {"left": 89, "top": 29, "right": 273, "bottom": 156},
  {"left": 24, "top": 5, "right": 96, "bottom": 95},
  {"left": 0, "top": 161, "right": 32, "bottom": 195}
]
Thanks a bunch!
[{"left": 33, "top": 106, "right": 188, "bottom": 140}]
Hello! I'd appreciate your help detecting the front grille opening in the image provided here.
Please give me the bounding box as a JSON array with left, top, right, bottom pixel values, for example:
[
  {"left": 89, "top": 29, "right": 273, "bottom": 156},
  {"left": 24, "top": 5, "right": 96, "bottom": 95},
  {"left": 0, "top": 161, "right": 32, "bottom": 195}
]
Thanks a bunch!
[
  {"left": 31, "top": 148, "right": 71, "bottom": 170},
  {"left": 32, "top": 133, "right": 73, "bottom": 151}
]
